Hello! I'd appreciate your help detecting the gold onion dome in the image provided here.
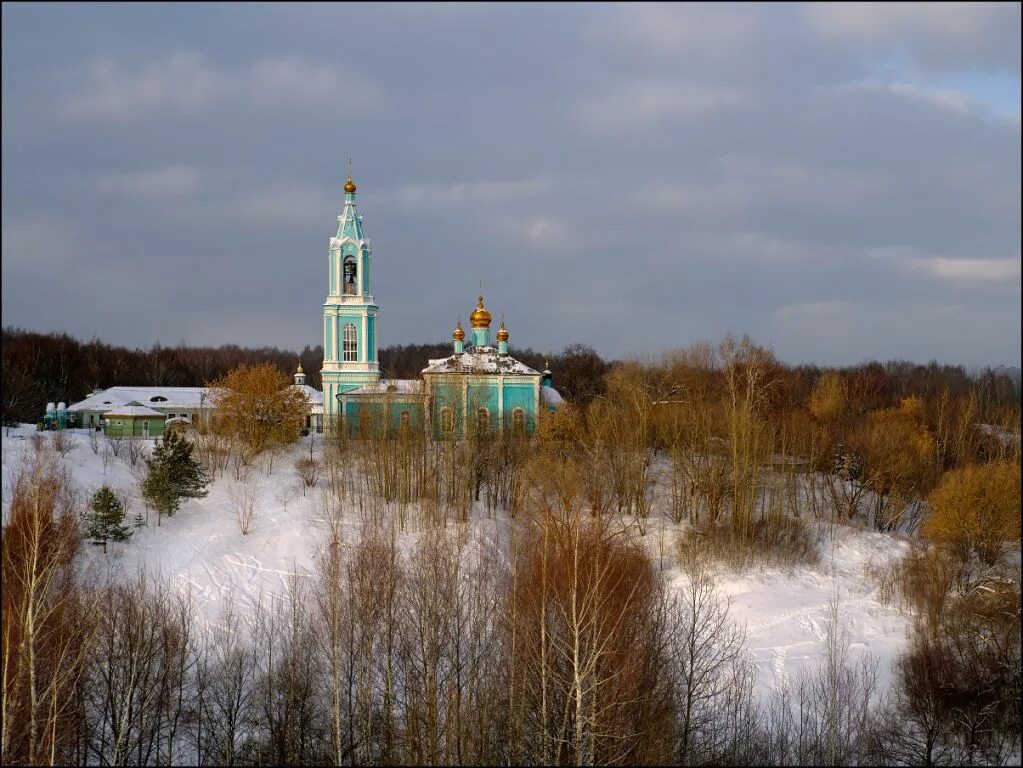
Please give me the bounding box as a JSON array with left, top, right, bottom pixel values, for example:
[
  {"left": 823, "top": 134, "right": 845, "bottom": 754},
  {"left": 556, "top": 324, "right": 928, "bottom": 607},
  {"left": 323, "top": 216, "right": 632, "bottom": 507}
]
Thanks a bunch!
[
  {"left": 497, "top": 319, "right": 509, "bottom": 342},
  {"left": 470, "top": 295, "right": 492, "bottom": 328},
  {"left": 453, "top": 321, "right": 465, "bottom": 341},
  {"left": 297, "top": 361, "right": 304, "bottom": 373},
  {"left": 344, "top": 158, "right": 357, "bottom": 193}
]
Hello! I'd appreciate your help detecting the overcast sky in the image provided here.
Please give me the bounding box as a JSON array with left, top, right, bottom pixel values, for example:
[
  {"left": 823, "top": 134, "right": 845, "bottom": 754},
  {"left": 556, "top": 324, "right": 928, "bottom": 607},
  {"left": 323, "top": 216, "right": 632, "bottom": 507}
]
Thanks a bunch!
[{"left": 2, "top": 3, "right": 1020, "bottom": 367}]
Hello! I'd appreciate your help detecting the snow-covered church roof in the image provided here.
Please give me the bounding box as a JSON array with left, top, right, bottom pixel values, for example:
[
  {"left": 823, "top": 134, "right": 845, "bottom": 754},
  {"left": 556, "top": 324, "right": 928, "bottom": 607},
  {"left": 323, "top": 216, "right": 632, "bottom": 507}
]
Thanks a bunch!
[
  {"left": 290, "top": 386, "right": 321, "bottom": 404},
  {"left": 67, "top": 386, "right": 212, "bottom": 412},
  {"left": 343, "top": 379, "right": 423, "bottom": 395},
  {"left": 422, "top": 347, "right": 540, "bottom": 376},
  {"left": 290, "top": 384, "right": 324, "bottom": 413}
]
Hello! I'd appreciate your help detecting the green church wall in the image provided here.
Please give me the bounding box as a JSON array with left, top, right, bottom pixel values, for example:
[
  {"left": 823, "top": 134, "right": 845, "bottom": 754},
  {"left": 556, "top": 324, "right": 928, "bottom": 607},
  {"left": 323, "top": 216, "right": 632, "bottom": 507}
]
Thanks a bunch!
[
  {"left": 502, "top": 383, "right": 537, "bottom": 434},
  {"left": 343, "top": 397, "right": 425, "bottom": 437}
]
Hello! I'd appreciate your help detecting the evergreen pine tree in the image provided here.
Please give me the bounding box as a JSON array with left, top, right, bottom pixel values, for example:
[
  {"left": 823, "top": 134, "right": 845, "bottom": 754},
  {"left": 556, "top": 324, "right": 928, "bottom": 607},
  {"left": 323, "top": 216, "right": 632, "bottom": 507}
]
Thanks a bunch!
[
  {"left": 141, "top": 431, "right": 211, "bottom": 517},
  {"left": 85, "top": 485, "right": 130, "bottom": 547}
]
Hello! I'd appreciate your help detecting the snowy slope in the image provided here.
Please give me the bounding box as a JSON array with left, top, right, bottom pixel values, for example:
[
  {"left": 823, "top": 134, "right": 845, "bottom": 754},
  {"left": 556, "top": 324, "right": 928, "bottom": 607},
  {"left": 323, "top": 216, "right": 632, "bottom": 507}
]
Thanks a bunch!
[
  {"left": 712, "top": 529, "right": 909, "bottom": 700},
  {"left": 1, "top": 425, "right": 912, "bottom": 701}
]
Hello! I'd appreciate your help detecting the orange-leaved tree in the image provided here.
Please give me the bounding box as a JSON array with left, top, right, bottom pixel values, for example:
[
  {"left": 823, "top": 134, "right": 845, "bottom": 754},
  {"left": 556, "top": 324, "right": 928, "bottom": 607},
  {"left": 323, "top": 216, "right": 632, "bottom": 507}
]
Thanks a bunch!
[
  {"left": 809, "top": 372, "right": 847, "bottom": 426},
  {"left": 923, "top": 460, "right": 1021, "bottom": 564},
  {"left": 852, "top": 396, "right": 937, "bottom": 531},
  {"left": 208, "top": 363, "right": 310, "bottom": 457}
]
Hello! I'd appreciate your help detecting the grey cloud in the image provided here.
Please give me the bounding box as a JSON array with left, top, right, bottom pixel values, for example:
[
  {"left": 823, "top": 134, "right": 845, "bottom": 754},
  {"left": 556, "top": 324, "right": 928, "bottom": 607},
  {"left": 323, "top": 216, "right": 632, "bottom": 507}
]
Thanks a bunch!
[
  {"left": 804, "top": 3, "right": 1021, "bottom": 73},
  {"left": 869, "top": 246, "right": 1022, "bottom": 285},
  {"left": 2, "top": 3, "right": 1019, "bottom": 368},
  {"left": 96, "top": 166, "right": 201, "bottom": 196},
  {"left": 60, "top": 51, "right": 383, "bottom": 123}
]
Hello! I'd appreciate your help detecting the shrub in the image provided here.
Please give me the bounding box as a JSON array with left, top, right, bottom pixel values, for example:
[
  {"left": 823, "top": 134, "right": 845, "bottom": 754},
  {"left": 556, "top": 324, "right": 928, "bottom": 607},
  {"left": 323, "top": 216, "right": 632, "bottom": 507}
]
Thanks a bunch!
[
  {"left": 809, "top": 372, "right": 846, "bottom": 424},
  {"left": 849, "top": 398, "right": 937, "bottom": 531},
  {"left": 295, "top": 456, "right": 320, "bottom": 488},
  {"left": 678, "top": 513, "right": 819, "bottom": 571},
  {"left": 886, "top": 544, "right": 964, "bottom": 635},
  {"left": 923, "top": 460, "right": 1021, "bottom": 564},
  {"left": 884, "top": 578, "right": 1021, "bottom": 765}
]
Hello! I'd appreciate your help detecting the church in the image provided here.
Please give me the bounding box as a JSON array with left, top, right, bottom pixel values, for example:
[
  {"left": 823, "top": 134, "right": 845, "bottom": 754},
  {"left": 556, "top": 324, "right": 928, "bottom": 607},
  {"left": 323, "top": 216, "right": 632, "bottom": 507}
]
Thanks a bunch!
[
  {"left": 320, "top": 167, "right": 563, "bottom": 438},
  {"left": 51, "top": 166, "right": 563, "bottom": 438}
]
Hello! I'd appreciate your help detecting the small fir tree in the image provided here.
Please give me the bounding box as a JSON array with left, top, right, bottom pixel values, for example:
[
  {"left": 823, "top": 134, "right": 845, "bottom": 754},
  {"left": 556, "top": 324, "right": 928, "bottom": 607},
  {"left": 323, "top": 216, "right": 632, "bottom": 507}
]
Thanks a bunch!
[
  {"left": 141, "top": 430, "right": 211, "bottom": 518},
  {"left": 85, "top": 485, "right": 130, "bottom": 550}
]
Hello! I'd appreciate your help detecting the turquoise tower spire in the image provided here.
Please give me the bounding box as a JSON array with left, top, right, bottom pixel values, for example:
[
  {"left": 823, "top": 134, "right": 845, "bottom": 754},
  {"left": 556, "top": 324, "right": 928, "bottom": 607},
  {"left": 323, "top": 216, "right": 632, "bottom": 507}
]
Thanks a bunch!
[{"left": 321, "top": 161, "right": 380, "bottom": 432}]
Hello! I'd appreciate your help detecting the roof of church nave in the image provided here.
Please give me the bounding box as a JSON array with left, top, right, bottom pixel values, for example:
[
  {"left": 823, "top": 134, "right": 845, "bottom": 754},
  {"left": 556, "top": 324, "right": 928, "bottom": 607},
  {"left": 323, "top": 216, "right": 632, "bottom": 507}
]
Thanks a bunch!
[
  {"left": 423, "top": 349, "right": 540, "bottom": 376},
  {"left": 343, "top": 379, "right": 424, "bottom": 395}
]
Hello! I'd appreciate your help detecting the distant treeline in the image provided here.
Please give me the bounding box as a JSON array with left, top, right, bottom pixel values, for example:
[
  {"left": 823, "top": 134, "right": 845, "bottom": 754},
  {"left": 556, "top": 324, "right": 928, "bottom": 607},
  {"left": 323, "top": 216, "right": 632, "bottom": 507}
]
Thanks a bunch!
[{"left": 1, "top": 325, "right": 1017, "bottom": 427}]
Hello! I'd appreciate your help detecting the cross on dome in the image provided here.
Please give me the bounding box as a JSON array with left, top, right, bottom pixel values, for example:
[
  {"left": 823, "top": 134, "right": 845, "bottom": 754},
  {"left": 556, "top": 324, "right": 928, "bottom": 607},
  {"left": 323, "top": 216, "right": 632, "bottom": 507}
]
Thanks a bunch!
[{"left": 344, "top": 158, "right": 357, "bottom": 194}]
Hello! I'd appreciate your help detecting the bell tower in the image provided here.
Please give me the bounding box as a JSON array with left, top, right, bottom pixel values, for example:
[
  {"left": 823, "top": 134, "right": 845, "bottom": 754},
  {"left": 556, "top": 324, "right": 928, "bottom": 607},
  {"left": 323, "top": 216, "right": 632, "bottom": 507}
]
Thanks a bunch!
[{"left": 321, "top": 161, "right": 380, "bottom": 429}]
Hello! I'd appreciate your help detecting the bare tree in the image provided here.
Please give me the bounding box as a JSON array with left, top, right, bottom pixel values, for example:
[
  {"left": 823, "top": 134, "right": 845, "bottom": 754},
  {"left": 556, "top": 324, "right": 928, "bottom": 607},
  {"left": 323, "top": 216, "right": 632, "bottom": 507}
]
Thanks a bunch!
[
  {"left": 295, "top": 457, "right": 320, "bottom": 491},
  {"left": 228, "top": 479, "right": 257, "bottom": 536},
  {"left": 49, "top": 429, "right": 73, "bottom": 458},
  {"left": 191, "top": 592, "right": 256, "bottom": 766},
  {"left": 106, "top": 436, "right": 124, "bottom": 460},
  {"left": 274, "top": 481, "right": 300, "bottom": 515},
  {"left": 1, "top": 451, "right": 92, "bottom": 765},
  {"left": 761, "top": 594, "right": 882, "bottom": 766},
  {"left": 123, "top": 437, "right": 146, "bottom": 470},
  {"left": 250, "top": 573, "right": 326, "bottom": 765},
  {"left": 100, "top": 436, "right": 114, "bottom": 475},
  {"left": 81, "top": 571, "right": 198, "bottom": 767},
  {"left": 668, "top": 548, "right": 757, "bottom": 765}
]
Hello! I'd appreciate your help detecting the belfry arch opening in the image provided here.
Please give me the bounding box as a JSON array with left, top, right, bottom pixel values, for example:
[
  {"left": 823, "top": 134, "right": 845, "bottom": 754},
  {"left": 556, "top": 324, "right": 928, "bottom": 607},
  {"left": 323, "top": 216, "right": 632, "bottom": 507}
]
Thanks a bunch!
[{"left": 343, "top": 255, "right": 357, "bottom": 295}]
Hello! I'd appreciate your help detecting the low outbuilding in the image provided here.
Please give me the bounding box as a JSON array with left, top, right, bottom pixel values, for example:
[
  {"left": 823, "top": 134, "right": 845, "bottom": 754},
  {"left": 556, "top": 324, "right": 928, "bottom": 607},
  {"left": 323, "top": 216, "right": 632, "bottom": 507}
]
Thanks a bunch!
[{"left": 101, "top": 402, "right": 167, "bottom": 438}]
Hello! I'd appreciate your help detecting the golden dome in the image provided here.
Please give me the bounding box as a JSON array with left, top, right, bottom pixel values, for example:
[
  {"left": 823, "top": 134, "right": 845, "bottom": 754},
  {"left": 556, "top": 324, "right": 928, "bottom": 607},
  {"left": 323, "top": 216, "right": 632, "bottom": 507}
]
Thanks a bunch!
[
  {"left": 453, "top": 321, "right": 465, "bottom": 341},
  {"left": 344, "top": 158, "right": 357, "bottom": 193},
  {"left": 469, "top": 294, "right": 492, "bottom": 328},
  {"left": 297, "top": 361, "right": 304, "bottom": 373},
  {"left": 496, "top": 318, "right": 509, "bottom": 342}
]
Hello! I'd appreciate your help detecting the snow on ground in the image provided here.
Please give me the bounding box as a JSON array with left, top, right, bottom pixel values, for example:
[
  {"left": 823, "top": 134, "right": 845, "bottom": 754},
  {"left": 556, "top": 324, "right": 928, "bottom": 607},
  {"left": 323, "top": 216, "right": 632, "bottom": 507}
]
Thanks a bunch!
[
  {"left": 2, "top": 424, "right": 913, "bottom": 702},
  {"left": 2, "top": 426, "right": 337, "bottom": 633},
  {"left": 710, "top": 528, "right": 909, "bottom": 701}
]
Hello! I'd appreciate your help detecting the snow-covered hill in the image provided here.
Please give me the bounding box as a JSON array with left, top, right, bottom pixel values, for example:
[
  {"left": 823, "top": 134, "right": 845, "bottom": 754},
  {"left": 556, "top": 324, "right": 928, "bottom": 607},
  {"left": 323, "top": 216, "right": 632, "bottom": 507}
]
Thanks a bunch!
[{"left": 1, "top": 425, "right": 912, "bottom": 702}]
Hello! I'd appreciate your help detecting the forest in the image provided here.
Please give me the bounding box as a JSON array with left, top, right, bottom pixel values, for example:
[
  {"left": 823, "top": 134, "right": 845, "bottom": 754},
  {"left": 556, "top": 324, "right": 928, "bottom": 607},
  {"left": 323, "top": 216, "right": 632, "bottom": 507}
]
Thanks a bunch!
[
  {"left": 1, "top": 325, "right": 1017, "bottom": 426},
  {"left": 1, "top": 331, "right": 1021, "bottom": 766}
]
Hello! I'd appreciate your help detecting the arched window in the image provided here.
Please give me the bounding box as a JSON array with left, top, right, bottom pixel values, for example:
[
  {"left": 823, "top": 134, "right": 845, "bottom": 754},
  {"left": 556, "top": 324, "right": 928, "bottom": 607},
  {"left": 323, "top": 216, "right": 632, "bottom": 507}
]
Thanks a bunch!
[
  {"left": 343, "top": 323, "right": 358, "bottom": 362},
  {"left": 476, "top": 407, "right": 490, "bottom": 436},
  {"left": 512, "top": 407, "right": 525, "bottom": 435},
  {"left": 399, "top": 410, "right": 411, "bottom": 434},
  {"left": 358, "top": 408, "right": 372, "bottom": 437},
  {"left": 440, "top": 407, "right": 454, "bottom": 434},
  {"left": 343, "top": 255, "right": 357, "bottom": 295}
]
